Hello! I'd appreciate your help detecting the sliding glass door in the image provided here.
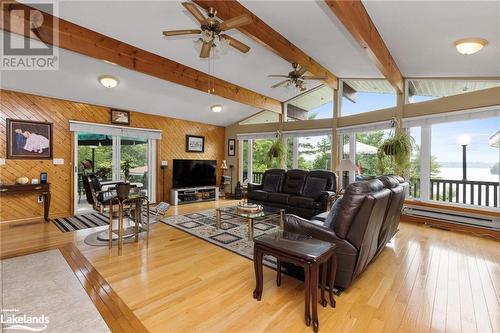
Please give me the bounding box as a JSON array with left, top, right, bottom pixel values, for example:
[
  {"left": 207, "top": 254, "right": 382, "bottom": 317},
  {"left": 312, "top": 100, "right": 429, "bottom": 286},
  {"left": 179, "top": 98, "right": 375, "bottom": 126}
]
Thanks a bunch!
[{"left": 74, "top": 131, "right": 156, "bottom": 214}]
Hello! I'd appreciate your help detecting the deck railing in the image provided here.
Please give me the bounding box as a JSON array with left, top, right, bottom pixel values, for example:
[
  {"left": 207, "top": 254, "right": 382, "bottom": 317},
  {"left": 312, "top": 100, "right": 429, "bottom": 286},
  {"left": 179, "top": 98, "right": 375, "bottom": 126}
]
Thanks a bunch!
[
  {"left": 410, "top": 178, "right": 499, "bottom": 207},
  {"left": 244, "top": 172, "right": 498, "bottom": 207}
]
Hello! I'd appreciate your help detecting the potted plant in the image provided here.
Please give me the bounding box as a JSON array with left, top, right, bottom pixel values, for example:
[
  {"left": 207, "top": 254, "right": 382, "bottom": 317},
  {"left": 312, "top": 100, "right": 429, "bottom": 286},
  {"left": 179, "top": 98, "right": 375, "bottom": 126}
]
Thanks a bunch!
[
  {"left": 376, "top": 130, "right": 414, "bottom": 178},
  {"left": 266, "top": 132, "right": 286, "bottom": 168}
]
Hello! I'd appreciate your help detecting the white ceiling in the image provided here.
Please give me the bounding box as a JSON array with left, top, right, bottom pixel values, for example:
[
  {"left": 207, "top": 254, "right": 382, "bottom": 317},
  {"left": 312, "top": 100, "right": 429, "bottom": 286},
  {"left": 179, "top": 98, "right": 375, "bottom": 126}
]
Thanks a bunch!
[
  {"left": 363, "top": 0, "right": 500, "bottom": 77},
  {"left": 241, "top": 0, "right": 382, "bottom": 78},
  {"left": 6, "top": 1, "right": 500, "bottom": 128},
  {"left": 1, "top": 32, "right": 259, "bottom": 126},
  {"left": 33, "top": 0, "right": 302, "bottom": 101}
]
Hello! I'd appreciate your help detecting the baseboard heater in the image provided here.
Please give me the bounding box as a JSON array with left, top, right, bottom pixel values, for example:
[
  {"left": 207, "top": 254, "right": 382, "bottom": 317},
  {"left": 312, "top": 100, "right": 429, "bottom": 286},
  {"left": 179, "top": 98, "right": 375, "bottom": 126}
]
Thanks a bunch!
[{"left": 403, "top": 204, "right": 500, "bottom": 232}]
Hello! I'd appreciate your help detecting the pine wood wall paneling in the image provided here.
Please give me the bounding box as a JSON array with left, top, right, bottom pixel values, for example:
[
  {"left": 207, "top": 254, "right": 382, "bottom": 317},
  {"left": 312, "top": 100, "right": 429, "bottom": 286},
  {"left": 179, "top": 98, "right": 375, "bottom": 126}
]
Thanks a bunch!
[{"left": 0, "top": 90, "right": 225, "bottom": 223}]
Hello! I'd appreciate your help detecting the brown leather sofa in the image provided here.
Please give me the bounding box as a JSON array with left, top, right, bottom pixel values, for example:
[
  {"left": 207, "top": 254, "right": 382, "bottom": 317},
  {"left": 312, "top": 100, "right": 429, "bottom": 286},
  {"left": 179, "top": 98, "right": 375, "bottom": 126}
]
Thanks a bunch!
[
  {"left": 284, "top": 178, "right": 392, "bottom": 289},
  {"left": 247, "top": 169, "right": 337, "bottom": 219},
  {"left": 375, "top": 175, "right": 408, "bottom": 257}
]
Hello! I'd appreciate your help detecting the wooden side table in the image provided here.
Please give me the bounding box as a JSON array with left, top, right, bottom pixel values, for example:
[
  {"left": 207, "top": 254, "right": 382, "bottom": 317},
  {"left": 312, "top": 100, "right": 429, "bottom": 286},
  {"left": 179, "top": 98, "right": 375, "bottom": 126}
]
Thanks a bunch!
[
  {"left": 253, "top": 230, "right": 337, "bottom": 332},
  {"left": 0, "top": 183, "right": 51, "bottom": 222}
]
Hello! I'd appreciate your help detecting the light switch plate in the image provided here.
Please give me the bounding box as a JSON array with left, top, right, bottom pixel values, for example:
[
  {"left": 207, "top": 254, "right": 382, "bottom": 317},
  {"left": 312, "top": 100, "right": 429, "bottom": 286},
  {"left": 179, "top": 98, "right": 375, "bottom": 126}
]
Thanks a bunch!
[
  {"left": 161, "top": 160, "right": 168, "bottom": 167},
  {"left": 53, "top": 158, "right": 64, "bottom": 165},
  {"left": 0, "top": 158, "right": 5, "bottom": 166}
]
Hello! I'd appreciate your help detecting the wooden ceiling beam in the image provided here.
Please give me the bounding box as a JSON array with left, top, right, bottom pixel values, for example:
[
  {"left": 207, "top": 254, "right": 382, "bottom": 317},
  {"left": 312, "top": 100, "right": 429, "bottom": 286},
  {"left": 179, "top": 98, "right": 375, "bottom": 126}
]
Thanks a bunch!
[
  {"left": 0, "top": 1, "right": 282, "bottom": 113},
  {"left": 324, "top": 0, "right": 404, "bottom": 93},
  {"left": 193, "top": 0, "right": 339, "bottom": 90}
]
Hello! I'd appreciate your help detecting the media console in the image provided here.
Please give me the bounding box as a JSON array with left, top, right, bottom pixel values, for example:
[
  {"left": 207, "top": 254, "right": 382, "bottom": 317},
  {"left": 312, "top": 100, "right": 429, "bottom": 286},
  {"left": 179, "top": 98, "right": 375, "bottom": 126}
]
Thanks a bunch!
[{"left": 171, "top": 186, "right": 219, "bottom": 206}]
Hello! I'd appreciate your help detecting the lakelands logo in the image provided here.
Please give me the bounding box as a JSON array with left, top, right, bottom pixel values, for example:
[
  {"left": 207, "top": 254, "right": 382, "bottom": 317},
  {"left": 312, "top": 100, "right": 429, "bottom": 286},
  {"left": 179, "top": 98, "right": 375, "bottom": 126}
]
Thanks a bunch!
[
  {"left": 1, "top": 2, "right": 59, "bottom": 70},
  {"left": 1, "top": 309, "right": 49, "bottom": 331}
]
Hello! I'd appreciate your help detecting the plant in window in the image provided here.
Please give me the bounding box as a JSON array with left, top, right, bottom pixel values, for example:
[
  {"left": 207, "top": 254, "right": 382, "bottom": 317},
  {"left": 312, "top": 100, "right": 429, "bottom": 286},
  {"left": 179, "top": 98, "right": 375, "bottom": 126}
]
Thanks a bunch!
[
  {"left": 121, "top": 159, "right": 136, "bottom": 182},
  {"left": 376, "top": 120, "right": 415, "bottom": 178},
  {"left": 266, "top": 131, "right": 286, "bottom": 168}
]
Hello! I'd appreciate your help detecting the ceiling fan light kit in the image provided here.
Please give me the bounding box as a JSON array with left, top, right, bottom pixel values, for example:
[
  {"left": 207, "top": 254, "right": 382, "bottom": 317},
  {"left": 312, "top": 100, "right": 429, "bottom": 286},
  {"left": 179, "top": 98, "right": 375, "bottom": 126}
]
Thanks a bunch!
[
  {"left": 268, "top": 63, "right": 327, "bottom": 92},
  {"left": 163, "top": 2, "right": 252, "bottom": 58}
]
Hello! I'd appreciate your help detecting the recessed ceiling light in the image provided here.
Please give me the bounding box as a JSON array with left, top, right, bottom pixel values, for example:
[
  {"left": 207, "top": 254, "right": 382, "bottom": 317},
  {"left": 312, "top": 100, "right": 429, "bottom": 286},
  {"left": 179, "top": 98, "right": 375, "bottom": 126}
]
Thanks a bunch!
[
  {"left": 454, "top": 38, "right": 488, "bottom": 55},
  {"left": 211, "top": 104, "right": 222, "bottom": 113},
  {"left": 98, "top": 75, "right": 119, "bottom": 88}
]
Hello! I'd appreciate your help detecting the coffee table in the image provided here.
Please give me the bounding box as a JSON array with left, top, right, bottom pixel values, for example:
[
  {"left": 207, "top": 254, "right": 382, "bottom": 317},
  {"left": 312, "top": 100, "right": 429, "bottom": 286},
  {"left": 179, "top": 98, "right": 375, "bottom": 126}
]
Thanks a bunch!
[{"left": 215, "top": 205, "right": 285, "bottom": 240}]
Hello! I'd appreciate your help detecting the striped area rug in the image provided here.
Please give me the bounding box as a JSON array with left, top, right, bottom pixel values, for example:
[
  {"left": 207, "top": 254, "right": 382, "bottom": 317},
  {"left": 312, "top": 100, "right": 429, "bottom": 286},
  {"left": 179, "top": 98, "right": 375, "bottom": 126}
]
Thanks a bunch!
[{"left": 52, "top": 213, "right": 110, "bottom": 232}]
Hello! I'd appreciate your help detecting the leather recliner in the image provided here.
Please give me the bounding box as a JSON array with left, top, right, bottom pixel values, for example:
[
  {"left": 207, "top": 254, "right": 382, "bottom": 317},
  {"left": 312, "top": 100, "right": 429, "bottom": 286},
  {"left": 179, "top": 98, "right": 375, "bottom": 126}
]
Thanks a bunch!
[
  {"left": 247, "top": 169, "right": 337, "bottom": 219},
  {"left": 375, "top": 175, "right": 409, "bottom": 257},
  {"left": 283, "top": 179, "right": 391, "bottom": 289}
]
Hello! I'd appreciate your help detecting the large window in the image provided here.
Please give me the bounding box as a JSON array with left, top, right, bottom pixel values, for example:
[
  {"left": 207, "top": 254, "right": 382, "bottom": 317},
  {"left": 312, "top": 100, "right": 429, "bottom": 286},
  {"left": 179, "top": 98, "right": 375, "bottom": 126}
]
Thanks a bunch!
[
  {"left": 408, "top": 79, "right": 500, "bottom": 104},
  {"left": 341, "top": 79, "right": 397, "bottom": 116},
  {"left": 293, "top": 135, "right": 332, "bottom": 171},
  {"left": 429, "top": 117, "right": 499, "bottom": 207},
  {"left": 286, "top": 85, "right": 333, "bottom": 120},
  {"left": 355, "top": 129, "right": 392, "bottom": 178}
]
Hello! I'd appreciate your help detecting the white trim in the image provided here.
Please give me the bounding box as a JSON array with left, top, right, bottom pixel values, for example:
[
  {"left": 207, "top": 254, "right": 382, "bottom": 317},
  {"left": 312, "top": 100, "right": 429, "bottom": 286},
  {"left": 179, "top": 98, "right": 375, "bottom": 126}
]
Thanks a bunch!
[
  {"left": 402, "top": 105, "right": 500, "bottom": 128},
  {"left": 420, "top": 125, "right": 431, "bottom": 201},
  {"left": 282, "top": 128, "right": 332, "bottom": 138},
  {"left": 292, "top": 137, "right": 299, "bottom": 169},
  {"left": 148, "top": 139, "right": 157, "bottom": 203},
  {"left": 73, "top": 132, "right": 79, "bottom": 215},
  {"left": 238, "top": 139, "right": 244, "bottom": 183},
  {"left": 247, "top": 139, "right": 253, "bottom": 183},
  {"left": 236, "top": 132, "right": 275, "bottom": 140},
  {"left": 337, "top": 120, "right": 391, "bottom": 135},
  {"left": 69, "top": 120, "right": 162, "bottom": 139}
]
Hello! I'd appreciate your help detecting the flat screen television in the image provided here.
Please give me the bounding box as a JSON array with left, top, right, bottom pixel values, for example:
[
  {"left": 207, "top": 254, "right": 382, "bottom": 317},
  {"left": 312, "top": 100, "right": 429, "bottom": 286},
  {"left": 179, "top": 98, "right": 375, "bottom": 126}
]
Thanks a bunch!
[{"left": 172, "top": 159, "right": 217, "bottom": 188}]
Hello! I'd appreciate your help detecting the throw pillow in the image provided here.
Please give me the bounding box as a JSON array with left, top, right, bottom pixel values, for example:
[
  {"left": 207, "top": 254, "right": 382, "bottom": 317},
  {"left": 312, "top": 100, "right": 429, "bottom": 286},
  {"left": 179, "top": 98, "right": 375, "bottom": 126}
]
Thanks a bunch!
[{"left": 323, "top": 197, "right": 342, "bottom": 230}]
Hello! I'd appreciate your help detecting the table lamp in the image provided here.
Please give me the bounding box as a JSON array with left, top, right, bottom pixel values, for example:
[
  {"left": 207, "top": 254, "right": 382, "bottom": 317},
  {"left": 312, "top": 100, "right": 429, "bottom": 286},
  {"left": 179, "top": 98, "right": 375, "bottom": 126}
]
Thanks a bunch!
[{"left": 336, "top": 159, "right": 357, "bottom": 191}]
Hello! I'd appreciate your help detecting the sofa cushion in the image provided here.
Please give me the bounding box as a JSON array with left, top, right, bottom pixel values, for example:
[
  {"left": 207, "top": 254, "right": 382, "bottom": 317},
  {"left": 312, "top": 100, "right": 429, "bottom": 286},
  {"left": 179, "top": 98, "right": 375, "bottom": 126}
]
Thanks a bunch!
[
  {"left": 267, "top": 192, "right": 290, "bottom": 204},
  {"left": 323, "top": 197, "right": 342, "bottom": 230},
  {"left": 262, "top": 174, "right": 283, "bottom": 193},
  {"left": 308, "top": 170, "right": 337, "bottom": 191},
  {"left": 303, "top": 176, "right": 328, "bottom": 198},
  {"left": 282, "top": 169, "right": 308, "bottom": 195},
  {"left": 289, "top": 196, "right": 319, "bottom": 209},
  {"left": 247, "top": 190, "right": 268, "bottom": 201}
]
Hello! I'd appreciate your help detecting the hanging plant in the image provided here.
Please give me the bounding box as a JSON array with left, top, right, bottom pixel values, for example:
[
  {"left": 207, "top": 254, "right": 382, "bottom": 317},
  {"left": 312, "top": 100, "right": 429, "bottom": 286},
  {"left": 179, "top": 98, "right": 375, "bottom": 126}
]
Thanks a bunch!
[
  {"left": 376, "top": 119, "right": 415, "bottom": 178},
  {"left": 266, "top": 131, "right": 286, "bottom": 168}
]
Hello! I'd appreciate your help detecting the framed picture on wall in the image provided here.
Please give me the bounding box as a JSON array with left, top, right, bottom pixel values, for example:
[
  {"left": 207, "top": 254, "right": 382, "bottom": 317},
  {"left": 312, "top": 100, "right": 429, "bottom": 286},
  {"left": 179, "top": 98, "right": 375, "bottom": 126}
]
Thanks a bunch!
[
  {"left": 186, "top": 135, "right": 205, "bottom": 153},
  {"left": 110, "top": 109, "right": 130, "bottom": 125},
  {"left": 6, "top": 119, "right": 53, "bottom": 159},
  {"left": 228, "top": 139, "right": 236, "bottom": 156}
]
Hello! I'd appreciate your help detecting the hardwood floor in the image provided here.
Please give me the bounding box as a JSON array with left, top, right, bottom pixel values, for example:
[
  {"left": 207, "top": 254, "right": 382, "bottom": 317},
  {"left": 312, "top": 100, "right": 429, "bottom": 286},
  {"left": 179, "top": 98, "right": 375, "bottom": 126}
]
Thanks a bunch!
[{"left": 1, "top": 200, "right": 499, "bottom": 332}]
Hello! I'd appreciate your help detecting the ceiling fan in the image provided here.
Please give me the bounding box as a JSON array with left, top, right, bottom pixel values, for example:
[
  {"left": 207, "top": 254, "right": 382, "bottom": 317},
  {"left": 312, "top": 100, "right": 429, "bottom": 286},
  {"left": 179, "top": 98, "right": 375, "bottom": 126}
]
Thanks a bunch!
[
  {"left": 162, "top": 2, "right": 252, "bottom": 58},
  {"left": 268, "top": 63, "right": 327, "bottom": 91}
]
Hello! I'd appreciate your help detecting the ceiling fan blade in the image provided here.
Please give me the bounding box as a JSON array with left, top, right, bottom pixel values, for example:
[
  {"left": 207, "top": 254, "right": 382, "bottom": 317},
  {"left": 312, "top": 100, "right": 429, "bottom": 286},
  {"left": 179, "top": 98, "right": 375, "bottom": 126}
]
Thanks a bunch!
[
  {"left": 182, "top": 2, "right": 206, "bottom": 24},
  {"left": 220, "top": 14, "right": 252, "bottom": 31},
  {"left": 200, "top": 41, "right": 212, "bottom": 58},
  {"left": 302, "top": 75, "right": 327, "bottom": 81},
  {"left": 220, "top": 34, "right": 250, "bottom": 53},
  {"left": 267, "top": 75, "right": 290, "bottom": 78},
  {"left": 296, "top": 65, "right": 308, "bottom": 77},
  {"left": 163, "top": 29, "right": 201, "bottom": 37},
  {"left": 271, "top": 80, "right": 290, "bottom": 88}
]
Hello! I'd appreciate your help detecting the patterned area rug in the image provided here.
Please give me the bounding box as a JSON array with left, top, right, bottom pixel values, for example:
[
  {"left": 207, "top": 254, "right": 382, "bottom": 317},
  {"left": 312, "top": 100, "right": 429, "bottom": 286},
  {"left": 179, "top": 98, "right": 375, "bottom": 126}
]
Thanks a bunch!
[
  {"left": 52, "top": 209, "right": 161, "bottom": 232},
  {"left": 161, "top": 206, "right": 280, "bottom": 267}
]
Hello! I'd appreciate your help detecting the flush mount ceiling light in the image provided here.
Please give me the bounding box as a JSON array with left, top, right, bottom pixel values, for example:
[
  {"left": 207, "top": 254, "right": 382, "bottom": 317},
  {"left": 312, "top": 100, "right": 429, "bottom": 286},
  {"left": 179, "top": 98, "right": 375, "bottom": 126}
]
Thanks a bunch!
[
  {"left": 454, "top": 38, "right": 488, "bottom": 55},
  {"left": 98, "top": 75, "right": 119, "bottom": 88},
  {"left": 211, "top": 104, "right": 222, "bottom": 113}
]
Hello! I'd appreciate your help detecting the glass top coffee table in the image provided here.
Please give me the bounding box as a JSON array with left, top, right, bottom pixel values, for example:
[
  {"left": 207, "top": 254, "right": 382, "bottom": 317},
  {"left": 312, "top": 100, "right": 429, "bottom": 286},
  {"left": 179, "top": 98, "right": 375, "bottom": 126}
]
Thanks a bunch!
[{"left": 216, "top": 205, "right": 285, "bottom": 240}]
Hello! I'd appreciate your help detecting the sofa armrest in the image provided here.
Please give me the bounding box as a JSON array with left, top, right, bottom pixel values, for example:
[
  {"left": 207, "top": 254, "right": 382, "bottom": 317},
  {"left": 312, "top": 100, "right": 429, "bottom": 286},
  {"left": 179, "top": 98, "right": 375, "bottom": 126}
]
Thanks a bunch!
[
  {"left": 316, "top": 191, "right": 340, "bottom": 211},
  {"left": 284, "top": 214, "right": 339, "bottom": 243},
  {"left": 247, "top": 183, "right": 263, "bottom": 191}
]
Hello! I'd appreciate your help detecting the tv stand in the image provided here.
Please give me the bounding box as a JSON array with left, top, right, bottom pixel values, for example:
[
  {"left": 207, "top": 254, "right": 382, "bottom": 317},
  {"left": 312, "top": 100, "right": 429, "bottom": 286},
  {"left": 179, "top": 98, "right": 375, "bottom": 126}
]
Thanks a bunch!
[{"left": 171, "top": 186, "right": 219, "bottom": 206}]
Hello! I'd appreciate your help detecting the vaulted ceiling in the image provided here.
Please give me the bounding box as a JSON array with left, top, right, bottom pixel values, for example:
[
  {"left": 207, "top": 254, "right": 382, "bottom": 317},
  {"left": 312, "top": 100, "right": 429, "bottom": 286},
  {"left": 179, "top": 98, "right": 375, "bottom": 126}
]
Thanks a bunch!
[{"left": 2, "top": 1, "right": 498, "bottom": 126}]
